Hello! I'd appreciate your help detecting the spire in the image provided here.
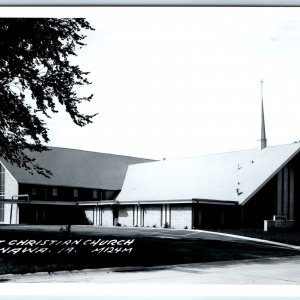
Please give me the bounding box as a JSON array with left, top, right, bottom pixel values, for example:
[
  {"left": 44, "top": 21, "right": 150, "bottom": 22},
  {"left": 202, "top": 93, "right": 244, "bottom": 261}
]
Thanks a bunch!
[{"left": 260, "top": 79, "right": 267, "bottom": 150}]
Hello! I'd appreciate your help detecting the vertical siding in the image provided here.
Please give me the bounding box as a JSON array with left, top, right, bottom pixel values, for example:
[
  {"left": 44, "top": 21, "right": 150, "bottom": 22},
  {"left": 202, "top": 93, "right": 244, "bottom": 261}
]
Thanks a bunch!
[
  {"left": 289, "top": 168, "right": 295, "bottom": 220},
  {"left": 3, "top": 165, "right": 19, "bottom": 224},
  {"left": 277, "top": 165, "right": 295, "bottom": 220},
  {"left": 283, "top": 167, "right": 289, "bottom": 216},
  {"left": 164, "top": 204, "right": 171, "bottom": 227},
  {"left": 277, "top": 170, "right": 283, "bottom": 215},
  {"left": 94, "top": 206, "right": 100, "bottom": 225},
  {"left": 139, "top": 206, "right": 143, "bottom": 226},
  {"left": 133, "top": 205, "right": 139, "bottom": 226}
]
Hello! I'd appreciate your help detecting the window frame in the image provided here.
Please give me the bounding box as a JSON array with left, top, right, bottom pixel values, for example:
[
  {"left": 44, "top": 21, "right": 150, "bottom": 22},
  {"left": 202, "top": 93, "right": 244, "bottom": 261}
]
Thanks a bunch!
[
  {"left": 0, "top": 163, "right": 5, "bottom": 198},
  {"left": 73, "top": 188, "right": 79, "bottom": 198},
  {"left": 93, "top": 189, "right": 98, "bottom": 199},
  {"left": 52, "top": 187, "right": 58, "bottom": 197},
  {"left": 0, "top": 204, "right": 4, "bottom": 222}
]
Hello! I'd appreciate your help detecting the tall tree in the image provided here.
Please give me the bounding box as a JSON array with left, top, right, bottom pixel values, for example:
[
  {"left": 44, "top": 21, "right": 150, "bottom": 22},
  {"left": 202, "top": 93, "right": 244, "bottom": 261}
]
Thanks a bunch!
[{"left": 0, "top": 18, "right": 96, "bottom": 177}]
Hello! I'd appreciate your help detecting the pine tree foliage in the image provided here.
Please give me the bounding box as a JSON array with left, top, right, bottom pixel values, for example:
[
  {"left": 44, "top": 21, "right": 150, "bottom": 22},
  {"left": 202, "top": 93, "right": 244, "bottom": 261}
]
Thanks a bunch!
[{"left": 0, "top": 18, "right": 96, "bottom": 177}]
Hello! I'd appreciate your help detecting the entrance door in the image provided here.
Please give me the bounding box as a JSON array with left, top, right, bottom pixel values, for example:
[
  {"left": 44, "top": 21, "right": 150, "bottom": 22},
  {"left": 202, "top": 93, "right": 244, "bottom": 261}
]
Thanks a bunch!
[
  {"left": 113, "top": 205, "right": 119, "bottom": 226},
  {"left": 193, "top": 205, "right": 202, "bottom": 228}
]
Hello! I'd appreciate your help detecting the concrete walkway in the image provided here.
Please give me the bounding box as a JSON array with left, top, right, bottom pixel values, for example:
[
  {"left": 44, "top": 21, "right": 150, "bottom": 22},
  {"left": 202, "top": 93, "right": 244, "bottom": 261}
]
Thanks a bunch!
[
  {"left": 1, "top": 255, "right": 300, "bottom": 284},
  {"left": 0, "top": 226, "right": 300, "bottom": 287}
]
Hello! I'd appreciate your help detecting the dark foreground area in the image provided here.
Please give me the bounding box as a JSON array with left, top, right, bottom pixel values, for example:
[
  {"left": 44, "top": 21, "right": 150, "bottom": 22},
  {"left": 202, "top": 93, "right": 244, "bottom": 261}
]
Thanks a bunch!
[
  {"left": 214, "top": 228, "right": 300, "bottom": 245},
  {"left": 0, "top": 225, "right": 298, "bottom": 275}
]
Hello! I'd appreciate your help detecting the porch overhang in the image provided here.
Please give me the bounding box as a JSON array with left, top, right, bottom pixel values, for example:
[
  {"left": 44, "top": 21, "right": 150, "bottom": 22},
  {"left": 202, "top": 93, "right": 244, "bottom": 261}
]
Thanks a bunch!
[
  {"left": 117, "top": 199, "right": 194, "bottom": 205},
  {"left": 0, "top": 198, "right": 119, "bottom": 206},
  {"left": 77, "top": 200, "right": 117, "bottom": 206},
  {"left": 192, "top": 199, "right": 239, "bottom": 206},
  {"left": 0, "top": 199, "right": 78, "bottom": 205}
]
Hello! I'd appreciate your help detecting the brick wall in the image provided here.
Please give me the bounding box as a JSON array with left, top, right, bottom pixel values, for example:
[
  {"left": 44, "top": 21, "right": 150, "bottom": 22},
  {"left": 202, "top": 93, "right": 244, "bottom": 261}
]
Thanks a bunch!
[
  {"left": 114, "top": 204, "right": 193, "bottom": 229},
  {"left": 143, "top": 205, "right": 162, "bottom": 227},
  {"left": 170, "top": 204, "right": 192, "bottom": 229}
]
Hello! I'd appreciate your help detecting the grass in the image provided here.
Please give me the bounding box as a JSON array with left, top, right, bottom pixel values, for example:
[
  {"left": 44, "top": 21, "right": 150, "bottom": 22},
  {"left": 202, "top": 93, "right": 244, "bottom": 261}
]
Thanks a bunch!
[{"left": 0, "top": 226, "right": 299, "bottom": 275}]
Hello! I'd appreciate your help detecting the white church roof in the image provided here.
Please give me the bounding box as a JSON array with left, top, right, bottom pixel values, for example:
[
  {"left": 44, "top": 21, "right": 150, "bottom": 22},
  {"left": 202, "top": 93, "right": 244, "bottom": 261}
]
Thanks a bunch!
[{"left": 116, "top": 143, "right": 300, "bottom": 205}]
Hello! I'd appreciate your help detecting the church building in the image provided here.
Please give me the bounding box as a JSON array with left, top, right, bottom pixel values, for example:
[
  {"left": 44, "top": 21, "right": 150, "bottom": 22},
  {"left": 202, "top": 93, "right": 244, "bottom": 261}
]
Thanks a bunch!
[
  {"left": 0, "top": 148, "right": 154, "bottom": 225},
  {"left": 0, "top": 87, "right": 299, "bottom": 230},
  {"left": 115, "top": 95, "right": 300, "bottom": 230}
]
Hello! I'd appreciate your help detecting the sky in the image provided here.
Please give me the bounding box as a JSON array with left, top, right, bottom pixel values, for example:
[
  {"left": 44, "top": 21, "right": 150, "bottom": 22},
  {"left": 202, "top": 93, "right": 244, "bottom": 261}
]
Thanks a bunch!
[{"left": 3, "top": 6, "right": 300, "bottom": 160}]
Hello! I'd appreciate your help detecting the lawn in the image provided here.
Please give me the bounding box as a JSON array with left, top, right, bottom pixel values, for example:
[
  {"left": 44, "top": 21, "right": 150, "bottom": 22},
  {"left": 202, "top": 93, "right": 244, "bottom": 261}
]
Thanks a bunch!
[{"left": 0, "top": 226, "right": 299, "bottom": 275}]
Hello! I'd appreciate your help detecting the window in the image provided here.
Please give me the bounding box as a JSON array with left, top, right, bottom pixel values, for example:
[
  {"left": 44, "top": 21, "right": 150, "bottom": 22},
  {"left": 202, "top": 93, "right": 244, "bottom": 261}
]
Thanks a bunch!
[
  {"left": 0, "top": 204, "right": 3, "bottom": 222},
  {"left": 73, "top": 188, "right": 79, "bottom": 198},
  {"left": 32, "top": 188, "right": 37, "bottom": 195},
  {"left": 52, "top": 187, "right": 58, "bottom": 196},
  {"left": 93, "top": 190, "right": 98, "bottom": 199},
  {"left": 0, "top": 164, "right": 5, "bottom": 198},
  {"left": 0, "top": 165, "right": 5, "bottom": 222},
  {"left": 103, "top": 190, "right": 119, "bottom": 200}
]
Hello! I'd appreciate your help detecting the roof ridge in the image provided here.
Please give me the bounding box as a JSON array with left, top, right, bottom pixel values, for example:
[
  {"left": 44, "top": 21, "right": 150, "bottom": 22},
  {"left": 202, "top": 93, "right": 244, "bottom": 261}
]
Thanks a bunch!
[
  {"left": 46, "top": 146, "right": 155, "bottom": 161},
  {"left": 171, "top": 147, "right": 257, "bottom": 161},
  {"left": 137, "top": 143, "right": 300, "bottom": 164}
]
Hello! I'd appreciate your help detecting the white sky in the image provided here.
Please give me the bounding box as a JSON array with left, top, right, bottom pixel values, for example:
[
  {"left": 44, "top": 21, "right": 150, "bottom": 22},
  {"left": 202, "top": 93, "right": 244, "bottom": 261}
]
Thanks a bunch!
[{"left": 3, "top": 7, "right": 300, "bottom": 160}]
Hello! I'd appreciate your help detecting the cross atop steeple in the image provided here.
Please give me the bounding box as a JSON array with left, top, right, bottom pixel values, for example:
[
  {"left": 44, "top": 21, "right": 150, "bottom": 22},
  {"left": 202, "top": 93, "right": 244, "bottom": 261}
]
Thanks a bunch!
[{"left": 259, "top": 79, "right": 267, "bottom": 150}]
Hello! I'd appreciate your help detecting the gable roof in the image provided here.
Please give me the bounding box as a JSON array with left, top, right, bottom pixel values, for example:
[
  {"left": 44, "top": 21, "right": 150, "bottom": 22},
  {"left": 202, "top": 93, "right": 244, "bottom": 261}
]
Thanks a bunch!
[
  {"left": 116, "top": 143, "right": 300, "bottom": 205},
  {"left": 0, "top": 147, "right": 154, "bottom": 190}
]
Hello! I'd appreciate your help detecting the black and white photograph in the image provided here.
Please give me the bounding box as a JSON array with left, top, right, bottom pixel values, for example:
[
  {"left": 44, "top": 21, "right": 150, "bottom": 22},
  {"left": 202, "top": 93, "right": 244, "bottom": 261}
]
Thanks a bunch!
[{"left": 0, "top": 5, "right": 300, "bottom": 295}]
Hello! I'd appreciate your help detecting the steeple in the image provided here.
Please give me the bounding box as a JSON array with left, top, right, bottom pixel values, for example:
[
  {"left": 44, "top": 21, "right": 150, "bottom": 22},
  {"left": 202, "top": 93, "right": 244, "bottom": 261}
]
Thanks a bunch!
[{"left": 259, "top": 79, "right": 267, "bottom": 150}]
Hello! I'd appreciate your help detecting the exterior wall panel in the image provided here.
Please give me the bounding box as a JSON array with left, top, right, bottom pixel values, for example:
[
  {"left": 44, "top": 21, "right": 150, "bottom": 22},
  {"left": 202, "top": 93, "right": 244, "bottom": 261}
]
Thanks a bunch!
[
  {"left": 101, "top": 206, "right": 113, "bottom": 226},
  {"left": 283, "top": 167, "right": 289, "bottom": 216},
  {"left": 143, "top": 205, "right": 162, "bottom": 227},
  {"left": 289, "top": 167, "right": 295, "bottom": 220},
  {"left": 3, "top": 165, "right": 19, "bottom": 224},
  {"left": 170, "top": 204, "right": 192, "bottom": 229},
  {"left": 277, "top": 170, "right": 283, "bottom": 215},
  {"left": 84, "top": 207, "right": 94, "bottom": 224},
  {"left": 118, "top": 205, "right": 134, "bottom": 226}
]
